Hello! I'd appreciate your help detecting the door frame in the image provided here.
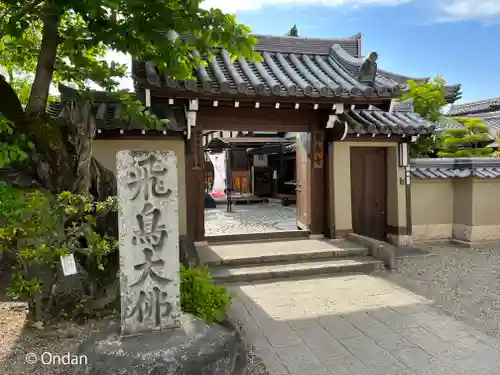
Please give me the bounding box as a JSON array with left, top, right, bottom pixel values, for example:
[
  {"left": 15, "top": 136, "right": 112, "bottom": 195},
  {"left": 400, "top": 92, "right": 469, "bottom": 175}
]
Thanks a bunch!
[
  {"left": 187, "top": 103, "right": 327, "bottom": 242},
  {"left": 295, "top": 133, "right": 310, "bottom": 230}
]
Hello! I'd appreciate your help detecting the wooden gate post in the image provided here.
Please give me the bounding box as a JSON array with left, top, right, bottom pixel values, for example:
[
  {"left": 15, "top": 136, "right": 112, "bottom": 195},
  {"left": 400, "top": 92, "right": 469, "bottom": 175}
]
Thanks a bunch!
[
  {"left": 185, "top": 127, "right": 205, "bottom": 242},
  {"left": 310, "top": 122, "right": 326, "bottom": 236}
]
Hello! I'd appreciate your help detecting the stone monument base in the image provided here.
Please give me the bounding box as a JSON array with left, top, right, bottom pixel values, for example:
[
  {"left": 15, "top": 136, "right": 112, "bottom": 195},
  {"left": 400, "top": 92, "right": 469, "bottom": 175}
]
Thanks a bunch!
[{"left": 74, "top": 314, "right": 248, "bottom": 375}]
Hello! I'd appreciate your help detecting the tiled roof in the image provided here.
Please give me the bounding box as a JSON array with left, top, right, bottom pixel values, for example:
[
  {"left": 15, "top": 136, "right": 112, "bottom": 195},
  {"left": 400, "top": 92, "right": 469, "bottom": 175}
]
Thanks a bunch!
[
  {"left": 132, "top": 34, "right": 460, "bottom": 102},
  {"left": 252, "top": 33, "right": 360, "bottom": 57},
  {"left": 411, "top": 158, "right": 500, "bottom": 179},
  {"left": 47, "top": 84, "right": 186, "bottom": 131},
  {"left": 339, "top": 109, "right": 436, "bottom": 135},
  {"left": 447, "top": 97, "right": 500, "bottom": 116}
]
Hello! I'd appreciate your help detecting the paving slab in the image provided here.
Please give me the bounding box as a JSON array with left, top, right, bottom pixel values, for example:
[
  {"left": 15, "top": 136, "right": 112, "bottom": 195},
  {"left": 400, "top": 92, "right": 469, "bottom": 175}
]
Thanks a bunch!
[{"left": 229, "top": 274, "right": 500, "bottom": 375}]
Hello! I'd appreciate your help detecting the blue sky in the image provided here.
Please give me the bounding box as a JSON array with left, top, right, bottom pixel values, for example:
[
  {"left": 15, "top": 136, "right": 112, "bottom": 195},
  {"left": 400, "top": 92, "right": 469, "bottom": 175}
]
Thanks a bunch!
[{"left": 203, "top": 0, "right": 500, "bottom": 103}]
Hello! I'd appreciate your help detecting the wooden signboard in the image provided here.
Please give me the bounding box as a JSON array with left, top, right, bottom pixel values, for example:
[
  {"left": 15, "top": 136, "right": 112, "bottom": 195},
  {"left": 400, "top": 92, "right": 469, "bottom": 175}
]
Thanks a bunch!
[{"left": 313, "top": 130, "right": 324, "bottom": 168}]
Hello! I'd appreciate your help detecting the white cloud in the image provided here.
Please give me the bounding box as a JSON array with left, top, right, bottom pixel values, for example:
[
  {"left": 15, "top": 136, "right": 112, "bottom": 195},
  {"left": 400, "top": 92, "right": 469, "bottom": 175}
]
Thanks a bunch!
[
  {"left": 437, "top": 0, "right": 500, "bottom": 21},
  {"left": 201, "top": 0, "right": 410, "bottom": 13}
]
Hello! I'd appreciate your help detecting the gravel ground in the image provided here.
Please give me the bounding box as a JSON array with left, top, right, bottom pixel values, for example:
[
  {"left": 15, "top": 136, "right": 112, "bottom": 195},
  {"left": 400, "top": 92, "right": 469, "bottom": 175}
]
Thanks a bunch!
[
  {"left": 0, "top": 302, "right": 114, "bottom": 375},
  {"left": 0, "top": 302, "right": 269, "bottom": 375},
  {"left": 375, "top": 242, "right": 500, "bottom": 339}
]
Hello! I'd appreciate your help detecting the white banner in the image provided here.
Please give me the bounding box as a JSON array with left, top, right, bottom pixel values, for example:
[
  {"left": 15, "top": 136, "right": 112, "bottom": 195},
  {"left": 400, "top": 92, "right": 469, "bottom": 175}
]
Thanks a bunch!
[{"left": 208, "top": 152, "right": 226, "bottom": 195}]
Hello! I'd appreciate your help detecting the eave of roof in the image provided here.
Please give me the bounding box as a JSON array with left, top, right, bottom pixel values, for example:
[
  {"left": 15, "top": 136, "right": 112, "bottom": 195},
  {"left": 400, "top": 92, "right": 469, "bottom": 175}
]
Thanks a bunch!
[
  {"left": 47, "top": 84, "right": 186, "bottom": 131},
  {"left": 338, "top": 109, "right": 436, "bottom": 135}
]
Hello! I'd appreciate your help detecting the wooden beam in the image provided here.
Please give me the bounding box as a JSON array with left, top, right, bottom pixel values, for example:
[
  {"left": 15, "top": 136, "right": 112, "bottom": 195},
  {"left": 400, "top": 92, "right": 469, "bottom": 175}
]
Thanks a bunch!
[
  {"left": 95, "top": 130, "right": 183, "bottom": 140},
  {"left": 199, "top": 106, "right": 317, "bottom": 132},
  {"left": 344, "top": 134, "right": 403, "bottom": 142},
  {"left": 142, "top": 85, "right": 393, "bottom": 106}
]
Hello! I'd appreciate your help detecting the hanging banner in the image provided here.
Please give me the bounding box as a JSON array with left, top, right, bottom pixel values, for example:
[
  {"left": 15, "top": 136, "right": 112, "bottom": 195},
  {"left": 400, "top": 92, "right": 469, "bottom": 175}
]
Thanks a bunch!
[{"left": 209, "top": 152, "right": 227, "bottom": 196}]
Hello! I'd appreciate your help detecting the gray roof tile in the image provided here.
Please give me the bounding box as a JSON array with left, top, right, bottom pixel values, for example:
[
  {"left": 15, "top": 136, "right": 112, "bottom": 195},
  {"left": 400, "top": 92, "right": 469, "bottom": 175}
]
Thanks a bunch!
[
  {"left": 411, "top": 158, "right": 500, "bottom": 179},
  {"left": 340, "top": 109, "right": 436, "bottom": 135},
  {"left": 447, "top": 97, "right": 500, "bottom": 116}
]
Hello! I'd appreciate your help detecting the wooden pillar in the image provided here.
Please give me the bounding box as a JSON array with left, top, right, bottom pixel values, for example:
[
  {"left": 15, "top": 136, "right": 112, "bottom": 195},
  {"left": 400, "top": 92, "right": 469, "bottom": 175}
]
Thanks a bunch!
[
  {"left": 185, "top": 127, "right": 205, "bottom": 242},
  {"left": 309, "top": 122, "right": 326, "bottom": 235},
  {"left": 324, "top": 141, "right": 335, "bottom": 238}
]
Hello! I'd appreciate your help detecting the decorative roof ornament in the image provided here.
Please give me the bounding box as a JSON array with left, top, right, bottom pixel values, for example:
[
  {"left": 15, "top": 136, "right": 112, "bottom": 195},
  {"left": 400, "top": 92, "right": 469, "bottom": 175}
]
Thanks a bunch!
[{"left": 357, "top": 51, "right": 378, "bottom": 86}]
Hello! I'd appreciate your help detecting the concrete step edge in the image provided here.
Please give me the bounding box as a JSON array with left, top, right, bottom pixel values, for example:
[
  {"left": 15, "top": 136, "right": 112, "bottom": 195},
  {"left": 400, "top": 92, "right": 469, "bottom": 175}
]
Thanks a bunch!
[
  {"left": 212, "top": 261, "right": 383, "bottom": 284},
  {"left": 205, "top": 230, "right": 310, "bottom": 244},
  {"left": 204, "top": 248, "right": 369, "bottom": 267},
  {"left": 211, "top": 258, "right": 383, "bottom": 283}
]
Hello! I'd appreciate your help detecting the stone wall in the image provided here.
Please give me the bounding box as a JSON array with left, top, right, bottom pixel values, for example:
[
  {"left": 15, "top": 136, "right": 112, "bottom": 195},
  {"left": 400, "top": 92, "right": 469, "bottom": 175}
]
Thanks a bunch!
[{"left": 411, "top": 158, "right": 500, "bottom": 242}]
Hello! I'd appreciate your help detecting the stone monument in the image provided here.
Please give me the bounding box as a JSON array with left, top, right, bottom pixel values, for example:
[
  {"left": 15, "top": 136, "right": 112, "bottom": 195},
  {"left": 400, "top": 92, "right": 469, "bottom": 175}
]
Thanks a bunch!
[
  {"left": 74, "top": 150, "right": 248, "bottom": 375},
  {"left": 117, "top": 151, "right": 181, "bottom": 335}
]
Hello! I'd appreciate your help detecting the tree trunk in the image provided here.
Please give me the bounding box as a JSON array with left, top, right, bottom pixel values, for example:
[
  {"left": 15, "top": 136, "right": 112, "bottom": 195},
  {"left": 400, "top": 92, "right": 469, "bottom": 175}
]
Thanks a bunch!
[{"left": 25, "top": 3, "right": 61, "bottom": 118}]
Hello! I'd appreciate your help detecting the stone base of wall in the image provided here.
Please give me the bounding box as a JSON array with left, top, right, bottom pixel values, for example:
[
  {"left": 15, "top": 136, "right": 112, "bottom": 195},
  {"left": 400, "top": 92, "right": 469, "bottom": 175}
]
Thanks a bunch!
[
  {"left": 452, "top": 224, "right": 500, "bottom": 242},
  {"left": 412, "top": 224, "right": 452, "bottom": 241},
  {"left": 387, "top": 234, "right": 414, "bottom": 247}
]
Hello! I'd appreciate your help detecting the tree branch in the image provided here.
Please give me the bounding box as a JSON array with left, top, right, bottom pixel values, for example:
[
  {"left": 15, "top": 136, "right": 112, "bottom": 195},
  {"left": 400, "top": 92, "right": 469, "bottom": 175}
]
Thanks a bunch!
[
  {"left": 0, "top": 0, "right": 44, "bottom": 39},
  {"left": 25, "top": 3, "right": 61, "bottom": 118}
]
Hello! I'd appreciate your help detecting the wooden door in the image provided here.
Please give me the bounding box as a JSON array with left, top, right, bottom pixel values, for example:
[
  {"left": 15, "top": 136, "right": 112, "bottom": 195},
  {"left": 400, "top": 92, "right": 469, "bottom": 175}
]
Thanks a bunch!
[
  {"left": 350, "top": 147, "right": 387, "bottom": 241},
  {"left": 296, "top": 135, "right": 310, "bottom": 230}
]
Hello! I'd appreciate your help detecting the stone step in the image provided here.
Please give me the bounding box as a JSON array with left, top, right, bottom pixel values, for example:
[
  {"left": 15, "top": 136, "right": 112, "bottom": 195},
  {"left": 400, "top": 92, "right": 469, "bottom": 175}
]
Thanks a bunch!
[
  {"left": 210, "top": 257, "right": 383, "bottom": 284},
  {"left": 199, "top": 239, "right": 368, "bottom": 267},
  {"left": 205, "top": 230, "right": 309, "bottom": 244}
]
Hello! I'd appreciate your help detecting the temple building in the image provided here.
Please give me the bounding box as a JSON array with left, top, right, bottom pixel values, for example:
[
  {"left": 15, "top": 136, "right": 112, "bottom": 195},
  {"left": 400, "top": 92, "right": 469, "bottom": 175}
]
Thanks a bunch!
[{"left": 52, "top": 32, "right": 463, "bottom": 245}]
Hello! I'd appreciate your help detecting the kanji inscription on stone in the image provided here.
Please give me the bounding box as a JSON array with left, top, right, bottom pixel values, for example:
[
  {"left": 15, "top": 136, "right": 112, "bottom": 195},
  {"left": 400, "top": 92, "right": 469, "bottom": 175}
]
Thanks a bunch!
[{"left": 117, "top": 150, "right": 180, "bottom": 336}]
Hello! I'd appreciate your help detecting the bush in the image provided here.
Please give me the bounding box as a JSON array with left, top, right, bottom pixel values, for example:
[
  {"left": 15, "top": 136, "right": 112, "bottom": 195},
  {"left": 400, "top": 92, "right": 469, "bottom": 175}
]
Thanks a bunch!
[
  {"left": 0, "top": 184, "right": 117, "bottom": 322},
  {"left": 180, "top": 264, "right": 231, "bottom": 323}
]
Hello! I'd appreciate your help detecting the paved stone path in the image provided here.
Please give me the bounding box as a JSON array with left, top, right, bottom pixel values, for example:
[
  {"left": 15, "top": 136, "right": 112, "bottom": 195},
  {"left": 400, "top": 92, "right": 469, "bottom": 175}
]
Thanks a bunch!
[
  {"left": 229, "top": 274, "right": 500, "bottom": 375},
  {"left": 205, "top": 203, "right": 298, "bottom": 236}
]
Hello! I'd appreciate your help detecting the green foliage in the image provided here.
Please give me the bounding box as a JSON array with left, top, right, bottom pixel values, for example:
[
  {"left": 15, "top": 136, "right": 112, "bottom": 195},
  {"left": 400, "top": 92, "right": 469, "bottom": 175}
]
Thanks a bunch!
[
  {"left": 0, "top": 115, "right": 34, "bottom": 167},
  {"left": 0, "top": 0, "right": 259, "bottom": 167},
  {"left": 400, "top": 76, "right": 447, "bottom": 123},
  {"left": 399, "top": 76, "right": 448, "bottom": 158},
  {"left": 0, "top": 0, "right": 259, "bottom": 93},
  {"left": 180, "top": 265, "right": 231, "bottom": 323},
  {"left": 0, "top": 184, "right": 117, "bottom": 320},
  {"left": 438, "top": 117, "right": 494, "bottom": 158},
  {"left": 409, "top": 134, "right": 442, "bottom": 158}
]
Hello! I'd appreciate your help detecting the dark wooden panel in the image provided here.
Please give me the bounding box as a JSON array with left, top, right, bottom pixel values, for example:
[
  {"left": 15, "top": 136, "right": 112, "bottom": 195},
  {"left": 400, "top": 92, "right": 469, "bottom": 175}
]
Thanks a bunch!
[
  {"left": 199, "top": 107, "right": 315, "bottom": 132},
  {"left": 350, "top": 147, "right": 387, "bottom": 241}
]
